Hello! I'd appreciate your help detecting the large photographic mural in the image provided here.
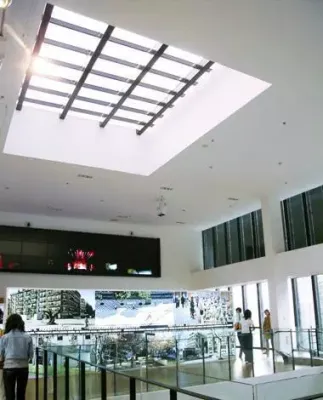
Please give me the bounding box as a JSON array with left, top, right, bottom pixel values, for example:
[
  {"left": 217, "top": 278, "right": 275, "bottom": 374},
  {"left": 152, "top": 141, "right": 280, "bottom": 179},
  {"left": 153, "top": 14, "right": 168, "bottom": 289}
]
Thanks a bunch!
[{"left": 6, "top": 287, "right": 233, "bottom": 330}]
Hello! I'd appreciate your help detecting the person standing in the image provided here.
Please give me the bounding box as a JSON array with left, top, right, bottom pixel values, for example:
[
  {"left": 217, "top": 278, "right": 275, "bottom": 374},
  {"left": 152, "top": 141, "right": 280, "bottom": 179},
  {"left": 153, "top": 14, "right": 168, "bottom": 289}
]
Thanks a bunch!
[
  {"left": 0, "top": 314, "right": 33, "bottom": 400},
  {"left": 240, "top": 309, "right": 255, "bottom": 364},
  {"left": 234, "top": 307, "right": 243, "bottom": 359},
  {"left": 262, "top": 309, "right": 272, "bottom": 355}
]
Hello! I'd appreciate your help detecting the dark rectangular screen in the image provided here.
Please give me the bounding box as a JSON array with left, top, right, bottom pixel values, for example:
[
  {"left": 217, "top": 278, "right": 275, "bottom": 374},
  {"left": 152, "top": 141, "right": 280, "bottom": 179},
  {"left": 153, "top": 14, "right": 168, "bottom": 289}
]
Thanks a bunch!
[{"left": 0, "top": 226, "right": 161, "bottom": 277}]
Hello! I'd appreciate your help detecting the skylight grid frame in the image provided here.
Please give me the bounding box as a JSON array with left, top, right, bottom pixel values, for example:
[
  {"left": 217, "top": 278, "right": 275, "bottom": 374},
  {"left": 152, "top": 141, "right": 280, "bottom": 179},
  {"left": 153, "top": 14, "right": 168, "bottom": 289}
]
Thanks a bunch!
[
  {"left": 136, "top": 60, "right": 214, "bottom": 136},
  {"left": 100, "top": 44, "right": 168, "bottom": 128},
  {"left": 16, "top": 3, "right": 54, "bottom": 111}
]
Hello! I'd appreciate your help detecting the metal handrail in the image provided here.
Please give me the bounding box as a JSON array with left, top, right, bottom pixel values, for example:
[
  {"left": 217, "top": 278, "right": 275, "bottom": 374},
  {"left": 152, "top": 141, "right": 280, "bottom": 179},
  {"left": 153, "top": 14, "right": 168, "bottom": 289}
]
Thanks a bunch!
[
  {"left": 292, "top": 394, "right": 323, "bottom": 400},
  {"left": 41, "top": 347, "right": 224, "bottom": 400}
]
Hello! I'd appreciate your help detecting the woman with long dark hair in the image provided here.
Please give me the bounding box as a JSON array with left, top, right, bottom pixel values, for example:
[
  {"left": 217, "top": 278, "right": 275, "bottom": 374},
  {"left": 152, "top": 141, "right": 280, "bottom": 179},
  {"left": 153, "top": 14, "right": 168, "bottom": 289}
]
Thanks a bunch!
[
  {"left": 0, "top": 314, "right": 33, "bottom": 400},
  {"left": 240, "top": 309, "right": 255, "bottom": 364}
]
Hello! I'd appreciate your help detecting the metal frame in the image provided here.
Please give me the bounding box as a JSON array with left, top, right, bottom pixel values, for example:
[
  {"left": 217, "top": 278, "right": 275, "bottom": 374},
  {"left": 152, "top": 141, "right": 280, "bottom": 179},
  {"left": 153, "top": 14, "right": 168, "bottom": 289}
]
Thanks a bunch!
[
  {"left": 17, "top": 7, "right": 213, "bottom": 132},
  {"left": 100, "top": 44, "right": 168, "bottom": 128},
  {"left": 16, "top": 3, "right": 53, "bottom": 111},
  {"left": 60, "top": 25, "right": 115, "bottom": 119}
]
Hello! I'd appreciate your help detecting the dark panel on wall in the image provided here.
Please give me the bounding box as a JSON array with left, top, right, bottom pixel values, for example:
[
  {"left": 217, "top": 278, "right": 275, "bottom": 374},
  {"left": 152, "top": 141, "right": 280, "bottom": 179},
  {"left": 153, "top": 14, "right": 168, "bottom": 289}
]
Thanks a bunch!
[{"left": 0, "top": 226, "right": 161, "bottom": 278}]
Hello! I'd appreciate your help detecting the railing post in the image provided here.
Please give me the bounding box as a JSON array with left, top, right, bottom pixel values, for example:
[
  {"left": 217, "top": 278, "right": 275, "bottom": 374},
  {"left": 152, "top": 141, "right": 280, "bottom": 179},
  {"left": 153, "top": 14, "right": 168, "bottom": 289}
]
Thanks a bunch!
[
  {"left": 100, "top": 368, "right": 106, "bottom": 400},
  {"left": 80, "top": 361, "right": 86, "bottom": 400},
  {"left": 145, "top": 334, "right": 149, "bottom": 391},
  {"left": 316, "top": 328, "right": 320, "bottom": 356},
  {"left": 227, "top": 336, "right": 232, "bottom": 381},
  {"left": 53, "top": 352, "right": 57, "bottom": 400},
  {"left": 129, "top": 377, "right": 136, "bottom": 400},
  {"left": 202, "top": 337, "right": 206, "bottom": 384},
  {"left": 65, "top": 356, "right": 70, "bottom": 400},
  {"left": 43, "top": 349, "right": 48, "bottom": 400},
  {"left": 35, "top": 347, "right": 39, "bottom": 400},
  {"left": 271, "top": 330, "right": 276, "bottom": 373},
  {"left": 169, "top": 389, "right": 177, "bottom": 400},
  {"left": 290, "top": 330, "right": 295, "bottom": 370},
  {"left": 308, "top": 329, "right": 313, "bottom": 367},
  {"left": 175, "top": 339, "right": 179, "bottom": 387}
]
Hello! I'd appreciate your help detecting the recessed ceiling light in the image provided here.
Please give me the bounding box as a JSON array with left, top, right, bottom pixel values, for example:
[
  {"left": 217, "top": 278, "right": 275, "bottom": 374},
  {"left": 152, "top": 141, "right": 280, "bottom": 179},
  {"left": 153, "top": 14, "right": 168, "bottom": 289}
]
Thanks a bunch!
[
  {"left": 4, "top": 186, "right": 9, "bottom": 190},
  {"left": 285, "top": 181, "right": 288, "bottom": 185},
  {"left": 176, "top": 221, "right": 185, "bottom": 225},
  {"left": 117, "top": 215, "right": 130, "bottom": 219},
  {"left": 209, "top": 166, "right": 213, "bottom": 169},
  {"left": 202, "top": 144, "right": 208, "bottom": 148},
  {"left": 278, "top": 162, "right": 283, "bottom": 166},
  {"left": 100, "top": 199, "right": 104, "bottom": 203},
  {"left": 182, "top": 209, "right": 186, "bottom": 212},
  {"left": 47, "top": 206, "right": 63, "bottom": 212},
  {"left": 77, "top": 174, "right": 93, "bottom": 179},
  {"left": 282, "top": 121, "right": 286, "bottom": 125},
  {"left": 110, "top": 218, "right": 119, "bottom": 222},
  {"left": 160, "top": 186, "right": 173, "bottom": 191}
]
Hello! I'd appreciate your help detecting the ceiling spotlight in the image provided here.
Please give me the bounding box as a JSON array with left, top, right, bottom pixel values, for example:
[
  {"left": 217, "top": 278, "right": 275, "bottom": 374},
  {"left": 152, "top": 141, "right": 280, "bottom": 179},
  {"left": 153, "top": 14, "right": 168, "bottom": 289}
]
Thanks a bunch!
[{"left": 0, "top": 0, "right": 12, "bottom": 9}]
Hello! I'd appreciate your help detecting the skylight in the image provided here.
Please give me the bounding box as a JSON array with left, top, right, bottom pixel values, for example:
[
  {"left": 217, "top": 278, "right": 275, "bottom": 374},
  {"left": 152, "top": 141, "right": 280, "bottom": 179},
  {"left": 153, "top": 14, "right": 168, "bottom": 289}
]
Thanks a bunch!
[{"left": 16, "top": 3, "right": 213, "bottom": 135}]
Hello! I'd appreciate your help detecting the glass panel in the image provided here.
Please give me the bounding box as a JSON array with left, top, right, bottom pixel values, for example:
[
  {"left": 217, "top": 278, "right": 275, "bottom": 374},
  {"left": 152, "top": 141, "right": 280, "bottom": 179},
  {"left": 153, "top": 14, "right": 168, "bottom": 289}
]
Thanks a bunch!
[
  {"left": 165, "top": 46, "right": 205, "bottom": 65},
  {"left": 46, "top": 24, "right": 100, "bottom": 52},
  {"left": 32, "top": 57, "right": 83, "bottom": 81},
  {"left": 78, "top": 87, "right": 120, "bottom": 104},
  {"left": 114, "top": 109, "right": 151, "bottom": 123},
  {"left": 227, "top": 218, "right": 240, "bottom": 264},
  {"left": 102, "top": 42, "right": 154, "bottom": 65},
  {"left": 254, "top": 210, "right": 265, "bottom": 257},
  {"left": 232, "top": 286, "right": 243, "bottom": 311},
  {"left": 112, "top": 27, "right": 159, "bottom": 50},
  {"left": 131, "top": 86, "right": 172, "bottom": 103},
  {"left": 153, "top": 57, "right": 195, "bottom": 78},
  {"left": 39, "top": 43, "right": 90, "bottom": 67},
  {"left": 30, "top": 75, "right": 75, "bottom": 94},
  {"left": 140, "top": 72, "right": 184, "bottom": 92},
  {"left": 123, "top": 98, "right": 161, "bottom": 114},
  {"left": 94, "top": 59, "right": 142, "bottom": 81},
  {"left": 259, "top": 281, "right": 270, "bottom": 313},
  {"left": 241, "top": 214, "right": 255, "bottom": 260},
  {"left": 307, "top": 186, "right": 323, "bottom": 245},
  {"left": 294, "top": 277, "right": 315, "bottom": 350},
  {"left": 69, "top": 110, "right": 101, "bottom": 121},
  {"left": 245, "top": 284, "right": 260, "bottom": 327},
  {"left": 85, "top": 73, "right": 130, "bottom": 92},
  {"left": 315, "top": 275, "right": 323, "bottom": 328},
  {"left": 214, "top": 224, "right": 227, "bottom": 267},
  {"left": 202, "top": 228, "right": 214, "bottom": 269},
  {"left": 284, "top": 195, "right": 307, "bottom": 250},
  {"left": 25, "top": 101, "right": 61, "bottom": 113},
  {"left": 25, "top": 89, "right": 65, "bottom": 106},
  {"left": 52, "top": 6, "right": 107, "bottom": 33},
  {"left": 110, "top": 120, "right": 139, "bottom": 130}
]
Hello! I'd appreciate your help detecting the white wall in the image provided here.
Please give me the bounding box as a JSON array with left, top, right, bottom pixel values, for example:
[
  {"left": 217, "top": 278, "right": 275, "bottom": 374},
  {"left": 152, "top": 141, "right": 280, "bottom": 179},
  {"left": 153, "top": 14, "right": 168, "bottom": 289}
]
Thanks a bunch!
[{"left": 0, "top": 211, "right": 203, "bottom": 296}]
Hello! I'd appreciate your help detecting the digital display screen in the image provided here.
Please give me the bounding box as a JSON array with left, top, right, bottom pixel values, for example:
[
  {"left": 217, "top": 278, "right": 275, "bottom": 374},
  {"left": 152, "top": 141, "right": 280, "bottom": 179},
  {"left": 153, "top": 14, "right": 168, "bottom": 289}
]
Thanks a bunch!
[{"left": 0, "top": 226, "right": 161, "bottom": 277}]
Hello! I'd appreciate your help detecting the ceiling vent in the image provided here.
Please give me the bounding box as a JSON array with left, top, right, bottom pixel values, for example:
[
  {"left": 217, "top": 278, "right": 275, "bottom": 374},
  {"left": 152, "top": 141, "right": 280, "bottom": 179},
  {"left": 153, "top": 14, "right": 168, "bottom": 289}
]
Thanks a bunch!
[
  {"left": 228, "top": 197, "right": 239, "bottom": 201},
  {"left": 176, "top": 221, "right": 185, "bottom": 225},
  {"left": 110, "top": 218, "right": 119, "bottom": 222},
  {"left": 117, "top": 215, "right": 130, "bottom": 219},
  {"left": 160, "top": 186, "right": 173, "bottom": 191},
  {"left": 77, "top": 174, "right": 93, "bottom": 179},
  {"left": 47, "top": 206, "right": 63, "bottom": 212}
]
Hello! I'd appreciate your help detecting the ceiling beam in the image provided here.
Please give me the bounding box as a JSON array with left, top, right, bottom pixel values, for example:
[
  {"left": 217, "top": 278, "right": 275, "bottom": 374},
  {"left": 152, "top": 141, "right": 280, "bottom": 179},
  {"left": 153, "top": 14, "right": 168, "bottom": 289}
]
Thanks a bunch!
[
  {"left": 100, "top": 44, "right": 168, "bottom": 128},
  {"left": 59, "top": 25, "right": 115, "bottom": 120},
  {"left": 16, "top": 3, "right": 53, "bottom": 111},
  {"left": 136, "top": 61, "right": 214, "bottom": 136}
]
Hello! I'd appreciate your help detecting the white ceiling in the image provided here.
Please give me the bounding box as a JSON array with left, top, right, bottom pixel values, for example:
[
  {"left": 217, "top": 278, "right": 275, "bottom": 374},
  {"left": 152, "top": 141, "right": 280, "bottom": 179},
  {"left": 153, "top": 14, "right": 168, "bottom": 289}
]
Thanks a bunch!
[{"left": 0, "top": 0, "right": 322, "bottom": 228}]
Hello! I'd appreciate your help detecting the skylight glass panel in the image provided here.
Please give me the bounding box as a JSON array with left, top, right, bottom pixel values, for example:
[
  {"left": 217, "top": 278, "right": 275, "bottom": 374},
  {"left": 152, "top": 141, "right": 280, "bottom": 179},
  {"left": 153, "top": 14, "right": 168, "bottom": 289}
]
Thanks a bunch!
[
  {"left": 25, "top": 101, "right": 61, "bottom": 114},
  {"left": 32, "top": 57, "right": 82, "bottom": 81},
  {"left": 86, "top": 74, "right": 130, "bottom": 93},
  {"left": 69, "top": 110, "right": 102, "bottom": 121},
  {"left": 102, "top": 42, "right": 154, "bottom": 66},
  {"left": 114, "top": 109, "right": 151, "bottom": 123},
  {"left": 73, "top": 100, "right": 111, "bottom": 115},
  {"left": 30, "top": 76, "right": 75, "bottom": 95},
  {"left": 140, "top": 73, "right": 184, "bottom": 92},
  {"left": 26, "top": 89, "right": 65, "bottom": 106},
  {"left": 165, "top": 46, "right": 204, "bottom": 65},
  {"left": 112, "top": 27, "right": 160, "bottom": 50},
  {"left": 39, "top": 43, "right": 90, "bottom": 67},
  {"left": 78, "top": 88, "right": 120, "bottom": 104},
  {"left": 110, "top": 119, "right": 141, "bottom": 130},
  {"left": 94, "top": 59, "right": 141, "bottom": 81},
  {"left": 46, "top": 24, "right": 100, "bottom": 52},
  {"left": 131, "top": 86, "right": 173, "bottom": 103},
  {"left": 52, "top": 6, "right": 107, "bottom": 34},
  {"left": 152, "top": 57, "right": 196, "bottom": 78},
  {"left": 123, "top": 98, "right": 161, "bottom": 114}
]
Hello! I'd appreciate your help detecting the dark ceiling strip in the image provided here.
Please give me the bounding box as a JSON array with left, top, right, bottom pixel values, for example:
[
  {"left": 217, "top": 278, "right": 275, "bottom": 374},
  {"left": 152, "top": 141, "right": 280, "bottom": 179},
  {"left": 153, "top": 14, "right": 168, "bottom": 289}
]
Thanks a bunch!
[
  {"left": 41, "top": 56, "right": 177, "bottom": 95},
  {"left": 60, "top": 25, "right": 115, "bottom": 120},
  {"left": 44, "top": 37, "right": 189, "bottom": 83},
  {"left": 100, "top": 44, "right": 168, "bottom": 128},
  {"left": 28, "top": 85, "right": 155, "bottom": 116},
  {"left": 34, "top": 72, "right": 168, "bottom": 106},
  {"left": 137, "top": 60, "right": 214, "bottom": 136},
  {"left": 16, "top": 4, "right": 54, "bottom": 111},
  {"left": 50, "top": 18, "right": 202, "bottom": 69}
]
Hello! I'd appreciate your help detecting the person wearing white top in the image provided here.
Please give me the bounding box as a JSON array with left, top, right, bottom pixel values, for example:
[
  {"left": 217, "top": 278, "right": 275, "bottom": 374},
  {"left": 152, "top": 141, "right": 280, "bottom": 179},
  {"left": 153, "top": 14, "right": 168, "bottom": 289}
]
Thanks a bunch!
[{"left": 240, "top": 309, "right": 254, "bottom": 364}]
